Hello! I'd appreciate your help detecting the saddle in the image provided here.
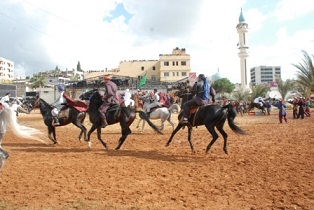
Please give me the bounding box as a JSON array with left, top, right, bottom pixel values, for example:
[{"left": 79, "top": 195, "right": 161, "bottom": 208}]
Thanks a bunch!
[
  {"left": 105, "top": 104, "right": 120, "bottom": 119},
  {"left": 185, "top": 104, "right": 213, "bottom": 126},
  {"left": 58, "top": 105, "right": 70, "bottom": 119}
]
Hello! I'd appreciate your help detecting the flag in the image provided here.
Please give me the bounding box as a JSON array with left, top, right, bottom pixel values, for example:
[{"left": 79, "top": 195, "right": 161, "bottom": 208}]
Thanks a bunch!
[{"left": 139, "top": 73, "right": 147, "bottom": 88}]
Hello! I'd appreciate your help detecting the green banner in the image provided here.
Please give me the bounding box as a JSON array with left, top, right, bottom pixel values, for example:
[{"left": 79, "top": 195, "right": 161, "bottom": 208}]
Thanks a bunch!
[{"left": 139, "top": 73, "right": 147, "bottom": 88}]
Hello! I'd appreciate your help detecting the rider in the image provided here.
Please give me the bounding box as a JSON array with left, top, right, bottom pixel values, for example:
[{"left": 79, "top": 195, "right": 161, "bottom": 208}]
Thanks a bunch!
[
  {"left": 51, "top": 84, "right": 67, "bottom": 126},
  {"left": 0, "top": 93, "right": 11, "bottom": 108},
  {"left": 123, "top": 89, "right": 135, "bottom": 108},
  {"left": 253, "top": 96, "right": 265, "bottom": 109},
  {"left": 180, "top": 79, "right": 193, "bottom": 109},
  {"left": 11, "top": 97, "right": 24, "bottom": 116},
  {"left": 98, "top": 75, "right": 118, "bottom": 128},
  {"left": 146, "top": 89, "right": 161, "bottom": 118},
  {"left": 180, "top": 74, "right": 216, "bottom": 124}
]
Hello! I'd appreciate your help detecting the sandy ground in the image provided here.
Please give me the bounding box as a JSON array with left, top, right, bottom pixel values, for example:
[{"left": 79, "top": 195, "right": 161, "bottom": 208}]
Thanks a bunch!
[{"left": 0, "top": 108, "right": 313, "bottom": 210}]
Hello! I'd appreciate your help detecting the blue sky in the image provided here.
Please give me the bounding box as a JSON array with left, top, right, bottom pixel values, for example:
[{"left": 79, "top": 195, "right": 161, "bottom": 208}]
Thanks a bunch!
[{"left": 0, "top": 0, "right": 313, "bottom": 83}]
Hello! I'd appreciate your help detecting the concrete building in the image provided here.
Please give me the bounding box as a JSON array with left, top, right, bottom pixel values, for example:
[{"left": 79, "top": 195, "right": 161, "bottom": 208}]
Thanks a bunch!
[
  {"left": 0, "top": 57, "right": 14, "bottom": 83},
  {"left": 84, "top": 47, "right": 191, "bottom": 83},
  {"left": 236, "top": 9, "right": 249, "bottom": 89},
  {"left": 250, "top": 66, "right": 281, "bottom": 86}
]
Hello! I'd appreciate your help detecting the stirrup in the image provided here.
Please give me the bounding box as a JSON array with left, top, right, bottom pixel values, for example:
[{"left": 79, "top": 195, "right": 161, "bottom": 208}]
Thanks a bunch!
[{"left": 180, "top": 119, "right": 189, "bottom": 124}]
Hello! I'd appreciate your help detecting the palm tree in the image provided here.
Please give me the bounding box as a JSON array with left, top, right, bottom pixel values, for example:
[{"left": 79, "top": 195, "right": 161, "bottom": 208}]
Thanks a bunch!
[
  {"left": 275, "top": 76, "right": 296, "bottom": 99},
  {"left": 249, "top": 84, "right": 269, "bottom": 101},
  {"left": 292, "top": 50, "right": 314, "bottom": 94},
  {"left": 29, "top": 74, "right": 46, "bottom": 89},
  {"left": 232, "top": 87, "right": 250, "bottom": 101}
]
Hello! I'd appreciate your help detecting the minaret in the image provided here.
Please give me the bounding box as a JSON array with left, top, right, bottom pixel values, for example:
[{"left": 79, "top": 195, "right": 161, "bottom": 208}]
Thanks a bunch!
[{"left": 236, "top": 8, "right": 249, "bottom": 89}]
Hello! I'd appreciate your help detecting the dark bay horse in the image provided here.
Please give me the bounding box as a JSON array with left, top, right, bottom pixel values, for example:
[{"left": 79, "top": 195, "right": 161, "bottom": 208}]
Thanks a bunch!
[
  {"left": 166, "top": 104, "right": 247, "bottom": 154},
  {"left": 34, "top": 97, "right": 88, "bottom": 144},
  {"left": 85, "top": 90, "right": 162, "bottom": 150}
]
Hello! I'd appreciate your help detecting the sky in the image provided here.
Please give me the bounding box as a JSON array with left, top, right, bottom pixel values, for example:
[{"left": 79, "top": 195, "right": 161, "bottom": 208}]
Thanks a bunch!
[{"left": 0, "top": 0, "right": 314, "bottom": 83}]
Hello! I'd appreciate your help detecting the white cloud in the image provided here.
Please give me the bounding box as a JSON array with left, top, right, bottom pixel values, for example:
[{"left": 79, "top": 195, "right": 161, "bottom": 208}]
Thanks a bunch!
[
  {"left": 275, "top": 0, "right": 314, "bottom": 21},
  {"left": 0, "top": 0, "right": 313, "bottom": 84}
]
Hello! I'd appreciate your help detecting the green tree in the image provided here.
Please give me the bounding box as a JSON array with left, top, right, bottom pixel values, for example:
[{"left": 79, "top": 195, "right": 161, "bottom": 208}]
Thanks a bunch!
[
  {"left": 292, "top": 50, "right": 314, "bottom": 94},
  {"left": 232, "top": 87, "right": 250, "bottom": 101},
  {"left": 212, "top": 78, "right": 235, "bottom": 95},
  {"left": 29, "top": 74, "right": 46, "bottom": 89},
  {"left": 77, "top": 61, "right": 82, "bottom": 72},
  {"left": 275, "top": 76, "right": 296, "bottom": 99}
]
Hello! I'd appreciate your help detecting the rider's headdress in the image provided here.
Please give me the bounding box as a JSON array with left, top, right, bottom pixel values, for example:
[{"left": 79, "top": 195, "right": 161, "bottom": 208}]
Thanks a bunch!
[
  {"left": 198, "top": 74, "right": 206, "bottom": 80},
  {"left": 57, "top": 84, "right": 65, "bottom": 91},
  {"left": 104, "top": 75, "right": 111, "bottom": 80}
]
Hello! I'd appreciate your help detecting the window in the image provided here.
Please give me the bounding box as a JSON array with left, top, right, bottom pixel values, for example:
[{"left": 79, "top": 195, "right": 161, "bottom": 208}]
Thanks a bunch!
[
  {"left": 164, "top": 72, "right": 169, "bottom": 77},
  {"left": 176, "top": 61, "right": 178, "bottom": 66},
  {"left": 181, "top": 61, "right": 186, "bottom": 66},
  {"left": 181, "top": 72, "right": 187, "bottom": 76},
  {"left": 152, "top": 66, "right": 156, "bottom": 70},
  {"left": 141, "top": 66, "right": 144, "bottom": 71},
  {"left": 172, "top": 61, "right": 175, "bottom": 66},
  {"left": 172, "top": 72, "right": 175, "bottom": 76},
  {"left": 164, "top": 61, "right": 169, "bottom": 66}
]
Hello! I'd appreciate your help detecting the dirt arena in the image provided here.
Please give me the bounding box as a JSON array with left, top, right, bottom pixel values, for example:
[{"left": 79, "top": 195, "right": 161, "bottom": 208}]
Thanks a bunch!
[{"left": 0, "top": 108, "right": 313, "bottom": 210}]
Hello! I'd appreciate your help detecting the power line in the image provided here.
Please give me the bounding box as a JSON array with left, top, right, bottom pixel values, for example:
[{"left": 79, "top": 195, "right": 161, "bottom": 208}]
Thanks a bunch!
[
  {"left": 0, "top": 11, "right": 54, "bottom": 38},
  {"left": 21, "top": 0, "right": 81, "bottom": 29}
]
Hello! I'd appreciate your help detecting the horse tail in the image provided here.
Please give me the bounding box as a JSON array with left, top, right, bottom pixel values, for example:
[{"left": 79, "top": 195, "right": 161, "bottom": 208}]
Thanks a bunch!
[
  {"left": 222, "top": 104, "right": 247, "bottom": 135},
  {"left": 168, "top": 103, "right": 180, "bottom": 113},
  {"left": 1, "top": 107, "right": 47, "bottom": 143},
  {"left": 135, "top": 111, "right": 163, "bottom": 135}
]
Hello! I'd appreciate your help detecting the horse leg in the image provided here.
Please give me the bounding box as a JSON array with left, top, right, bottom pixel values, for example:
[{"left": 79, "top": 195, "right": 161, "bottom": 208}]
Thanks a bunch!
[
  {"left": 48, "top": 126, "right": 57, "bottom": 144},
  {"left": 141, "top": 119, "right": 145, "bottom": 132},
  {"left": 0, "top": 133, "right": 10, "bottom": 168},
  {"left": 204, "top": 123, "right": 219, "bottom": 154},
  {"left": 167, "top": 117, "right": 175, "bottom": 131},
  {"left": 215, "top": 122, "right": 228, "bottom": 154},
  {"left": 115, "top": 126, "right": 131, "bottom": 150},
  {"left": 187, "top": 127, "right": 195, "bottom": 154},
  {"left": 160, "top": 119, "right": 165, "bottom": 131},
  {"left": 136, "top": 118, "right": 142, "bottom": 128},
  {"left": 165, "top": 124, "right": 183, "bottom": 146},
  {"left": 87, "top": 125, "right": 107, "bottom": 149},
  {"left": 73, "top": 120, "right": 87, "bottom": 142},
  {"left": 96, "top": 127, "right": 108, "bottom": 149}
]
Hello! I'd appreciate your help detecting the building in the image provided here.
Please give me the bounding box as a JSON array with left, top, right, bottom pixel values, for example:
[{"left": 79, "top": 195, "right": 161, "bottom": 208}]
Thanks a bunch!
[
  {"left": 84, "top": 47, "right": 191, "bottom": 84},
  {"left": 159, "top": 47, "right": 190, "bottom": 82},
  {"left": 236, "top": 9, "right": 249, "bottom": 89},
  {"left": 0, "top": 57, "right": 14, "bottom": 83},
  {"left": 250, "top": 66, "right": 281, "bottom": 86}
]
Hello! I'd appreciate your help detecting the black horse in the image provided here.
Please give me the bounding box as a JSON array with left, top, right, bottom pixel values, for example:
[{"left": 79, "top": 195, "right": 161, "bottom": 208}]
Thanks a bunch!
[
  {"left": 166, "top": 104, "right": 247, "bottom": 154},
  {"left": 84, "top": 90, "right": 163, "bottom": 150},
  {"left": 34, "top": 97, "right": 88, "bottom": 144}
]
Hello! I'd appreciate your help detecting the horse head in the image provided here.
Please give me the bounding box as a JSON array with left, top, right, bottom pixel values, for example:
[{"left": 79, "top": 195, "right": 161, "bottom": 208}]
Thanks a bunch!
[{"left": 88, "top": 90, "right": 103, "bottom": 110}]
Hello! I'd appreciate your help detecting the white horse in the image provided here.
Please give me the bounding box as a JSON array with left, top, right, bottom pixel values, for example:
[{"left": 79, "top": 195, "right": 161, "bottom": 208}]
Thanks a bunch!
[
  {"left": 0, "top": 103, "right": 47, "bottom": 171},
  {"left": 136, "top": 95, "right": 180, "bottom": 131}
]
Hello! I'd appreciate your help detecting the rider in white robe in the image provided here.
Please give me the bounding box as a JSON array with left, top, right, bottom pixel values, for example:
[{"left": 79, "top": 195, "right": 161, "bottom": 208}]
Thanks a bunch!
[{"left": 123, "top": 89, "right": 135, "bottom": 107}]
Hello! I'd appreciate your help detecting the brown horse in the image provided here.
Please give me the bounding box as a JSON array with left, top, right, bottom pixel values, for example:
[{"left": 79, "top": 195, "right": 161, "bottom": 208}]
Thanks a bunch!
[
  {"left": 131, "top": 92, "right": 144, "bottom": 110},
  {"left": 34, "top": 97, "right": 88, "bottom": 144}
]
